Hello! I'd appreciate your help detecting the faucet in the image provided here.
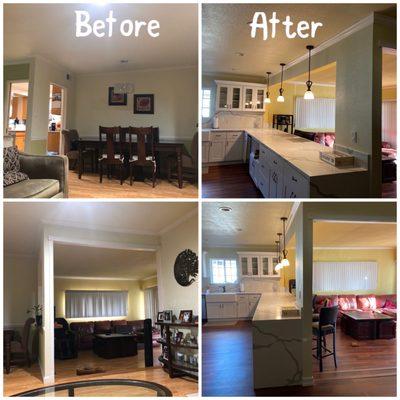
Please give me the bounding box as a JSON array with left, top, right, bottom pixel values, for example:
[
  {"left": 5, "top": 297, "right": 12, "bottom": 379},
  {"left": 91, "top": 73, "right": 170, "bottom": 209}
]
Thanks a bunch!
[{"left": 220, "top": 285, "right": 226, "bottom": 293}]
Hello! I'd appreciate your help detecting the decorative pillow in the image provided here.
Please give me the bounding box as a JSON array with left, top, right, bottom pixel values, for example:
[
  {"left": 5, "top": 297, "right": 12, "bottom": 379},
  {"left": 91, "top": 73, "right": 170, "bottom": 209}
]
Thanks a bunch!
[
  {"left": 4, "top": 146, "right": 21, "bottom": 174},
  {"left": 384, "top": 300, "right": 396, "bottom": 309},
  {"left": 3, "top": 171, "right": 29, "bottom": 187},
  {"left": 324, "top": 134, "right": 336, "bottom": 148},
  {"left": 314, "top": 133, "right": 326, "bottom": 145},
  {"left": 382, "top": 141, "right": 392, "bottom": 149}
]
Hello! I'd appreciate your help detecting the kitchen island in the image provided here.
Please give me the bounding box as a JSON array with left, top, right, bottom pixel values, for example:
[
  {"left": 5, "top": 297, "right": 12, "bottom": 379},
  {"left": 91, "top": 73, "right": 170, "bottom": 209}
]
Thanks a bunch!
[
  {"left": 245, "top": 128, "right": 369, "bottom": 198},
  {"left": 252, "top": 292, "right": 303, "bottom": 389}
]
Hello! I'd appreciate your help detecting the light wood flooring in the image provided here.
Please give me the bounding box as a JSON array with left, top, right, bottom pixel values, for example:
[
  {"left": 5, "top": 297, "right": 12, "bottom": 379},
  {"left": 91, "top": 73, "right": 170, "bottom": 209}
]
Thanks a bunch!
[
  {"left": 202, "top": 321, "right": 396, "bottom": 396},
  {"left": 4, "top": 347, "right": 197, "bottom": 397},
  {"left": 68, "top": 171, "right": 198, "bottom": 199}
]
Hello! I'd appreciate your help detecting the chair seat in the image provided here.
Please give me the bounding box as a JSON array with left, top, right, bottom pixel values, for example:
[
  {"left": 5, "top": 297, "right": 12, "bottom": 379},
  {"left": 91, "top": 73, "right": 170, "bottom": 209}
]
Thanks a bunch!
[
  {"left": 4, "top": 179, "right": 60, "bottom": 198},
  {"left": 312, "top": 322, "right": 335, "bottom": 335},
  {"left": 10, "top": 341, "right": 23, "bottom": 353},
  {"left": 98, "top": 154, "right": 123, "bottom": 161},
  {"left": 129, "top": 156, "right": 155, "bottom": 162}
]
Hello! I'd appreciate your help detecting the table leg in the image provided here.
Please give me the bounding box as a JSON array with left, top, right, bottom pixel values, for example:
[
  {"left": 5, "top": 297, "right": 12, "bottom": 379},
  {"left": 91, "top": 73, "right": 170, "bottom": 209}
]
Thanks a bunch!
[
  {"left": 177, "top": 149, "right": 183, "bottom": 189},
  {"left": 78, "top": 144, "right": 83, "bottom": 179},
  {"left": 5, "top": 338, "right": 11, "bottom": 374}
]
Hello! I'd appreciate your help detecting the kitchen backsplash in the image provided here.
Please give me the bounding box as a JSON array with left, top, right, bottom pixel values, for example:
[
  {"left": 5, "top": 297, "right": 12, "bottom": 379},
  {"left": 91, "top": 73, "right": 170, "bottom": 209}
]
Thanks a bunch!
[
  {"left": 207, "top": 111, "right": 266, "bottom": 129},
  {"left": 203, "top": 277, "right": 281, "bottom": 293}
]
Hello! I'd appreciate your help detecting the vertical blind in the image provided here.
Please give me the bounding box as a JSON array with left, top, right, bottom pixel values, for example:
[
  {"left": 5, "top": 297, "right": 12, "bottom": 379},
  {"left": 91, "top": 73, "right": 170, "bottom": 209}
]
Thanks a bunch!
[
  {"left": 382, "top": 100, "right": 396, "bottom": 147},
  {"left": 295, "top": 97, "right": 335, "bottom": 129},
  {"left": 313, "top": 261, "right": 378, "bottom": 292},
  {"left": 65, "top": 290, "right": 128, "bottom": 318},
  {"left": 144, "top": 286, "right": 158, "bottom": 326}
]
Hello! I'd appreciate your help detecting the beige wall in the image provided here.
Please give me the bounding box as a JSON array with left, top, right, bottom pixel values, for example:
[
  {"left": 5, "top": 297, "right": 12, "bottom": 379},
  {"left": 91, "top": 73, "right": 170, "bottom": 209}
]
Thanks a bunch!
[
  {"left": 29, "top": 57, "right": 75, "bottom": 154},
  {"left": 158, "top": 213, "right": 198, "bottom": 316},
  {"left": 54, "top": 277, "right": 145, "bottom": 322},
  {"left": 140, "top": 276, "right": 158, "bottom": 290},
  {"left": 73, "top": 66, "right": 197, "bottom": 143},
  {"left": 4, "top": 254, "right": 38, "bottom": 328}
]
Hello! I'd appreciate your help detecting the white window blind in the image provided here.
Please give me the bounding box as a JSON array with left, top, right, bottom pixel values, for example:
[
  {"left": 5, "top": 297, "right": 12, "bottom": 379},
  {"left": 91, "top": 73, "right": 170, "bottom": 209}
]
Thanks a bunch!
[
  {"left": 65, "top": 290, "right": 128, "bottom": 318},
  {"left": 313, "top": 261, "right": 378, "bottom": 292},
  {"left": 295, "top": 97, "right": 335, "bottom": 129},
  {"left": 202, "top": 89, "right": 212, "bottom": 118},
  {"left": 210, "top": 259, "right": 238, "bottom": 284},
  {"left": 382, "top": 100, "right": 396, "bottom": 147}
]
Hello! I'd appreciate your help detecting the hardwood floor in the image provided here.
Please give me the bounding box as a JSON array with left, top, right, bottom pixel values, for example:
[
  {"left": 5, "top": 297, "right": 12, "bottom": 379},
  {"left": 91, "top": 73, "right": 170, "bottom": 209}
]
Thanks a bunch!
[
  {"left": 202, "top": 164, "right": 262, "bottom": 198},
  {"left": 202, "top": 321, "right": 396, "bottom": 396},
  {"left": 4, "top": 346, "right": 198, "bottom": 397},
  {"left": 68, "top": 171, "right": 198, "bottom": 198}
]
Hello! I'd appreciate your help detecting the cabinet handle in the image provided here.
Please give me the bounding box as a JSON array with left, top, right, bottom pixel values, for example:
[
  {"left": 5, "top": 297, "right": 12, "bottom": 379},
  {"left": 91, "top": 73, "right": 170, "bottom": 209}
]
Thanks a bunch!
[
  {"left": 292, "top": 176, "right": 298, "bottom": 182},
  {"left": 273, "top": 160, "right": 277, "bottom": 165}
]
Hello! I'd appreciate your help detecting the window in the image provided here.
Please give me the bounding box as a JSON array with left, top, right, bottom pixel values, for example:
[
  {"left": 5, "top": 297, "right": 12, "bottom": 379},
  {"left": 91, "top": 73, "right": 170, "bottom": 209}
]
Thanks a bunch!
[
  {"left": 202, "top": 89, "right": 211, "bottom": 118},
  {"left": 382, "top": 101, "right": 396, "bottom": 147},
  {"left": 295, "top": 97, "right": 335, "bottom": 129},
  {"left": 313, "top": 261, "right": 378, "bottom": 292},
  {"left": 210, "top": 259, "right": 238, "bottom": 284},
  {"left": 65, "top": 290, "right": 128, "bottom": 318}
]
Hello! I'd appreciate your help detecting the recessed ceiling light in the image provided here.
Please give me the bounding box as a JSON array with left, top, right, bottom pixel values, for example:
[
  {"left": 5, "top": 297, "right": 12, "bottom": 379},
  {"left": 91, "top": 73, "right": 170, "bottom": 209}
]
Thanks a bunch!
[
  {"left": 120, "top": 59, "right": 129, "bottom": 63},
  {"left": 235, "top": 52, "right": 244, "bottom": 57},
  {"left": 237, "top": 228, "right": 243, "bottom": 232},
  {"left": 219, "top": 206, "right": 232, "bottom": 212}
]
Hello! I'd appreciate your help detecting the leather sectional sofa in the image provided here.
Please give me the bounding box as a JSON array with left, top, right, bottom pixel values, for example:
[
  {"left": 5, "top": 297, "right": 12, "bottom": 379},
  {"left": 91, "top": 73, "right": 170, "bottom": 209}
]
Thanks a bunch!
[
  {"left": 69, "top": 320, "right": 146, "bottom": 351},
  {"left": 313, "top": 294, "right": 397, "bottom": 325}
]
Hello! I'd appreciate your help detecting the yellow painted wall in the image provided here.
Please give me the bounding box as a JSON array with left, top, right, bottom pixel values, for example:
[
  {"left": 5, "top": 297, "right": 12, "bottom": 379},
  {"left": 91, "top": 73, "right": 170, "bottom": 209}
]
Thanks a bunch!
[
  {"left": 54, "top": 277, "right": 145, "bottom": 322},
  {"left": 382, "top": 86, "right": 396, "bottom": 101},
  {"left": 313, "top": 248, "right": 396, "bottom": 295},
  {"left": 264, "top": 83, "right": 336, "bottom": 127}
]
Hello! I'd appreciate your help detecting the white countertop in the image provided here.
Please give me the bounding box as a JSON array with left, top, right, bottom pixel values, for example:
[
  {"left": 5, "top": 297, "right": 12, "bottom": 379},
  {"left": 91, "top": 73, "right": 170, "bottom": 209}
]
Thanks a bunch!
[
  {"left": 202, "top": 128, "right": 246, "bottom": 132},
  {"left": 203, "top": 291, "right": 261, "bottom": 296},
  {"left": 245, "top": 128, "right": 367, "bottom": 178},
  {"left": 252, "top": 292, "right": 300, "bottom": 321}
]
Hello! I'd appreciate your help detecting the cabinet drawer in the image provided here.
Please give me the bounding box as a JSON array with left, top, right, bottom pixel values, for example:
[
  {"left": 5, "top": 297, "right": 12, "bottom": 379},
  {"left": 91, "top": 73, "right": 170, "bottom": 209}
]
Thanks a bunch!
[
  {"left": 202, "top": 130, "right": 211, "bottom": 142},
  {"left": 258, "top": 173, "right": 269, "bottom": 198},
  {"left": 237, "top": 295, "right": 248, "bottom": 302},
  {"left": 259, "top": 145, "right": 268, "bottom": 163},
  {"left": 284, "top": 164, "right": 309, "bottom": 198},
  {"left": 266, "top": 147, "right": 282, "bottom": 169},
  {"left": 226, "top": 131, "right": 244, "bottom": 141},
  {"left": 210, "top": 131, "right": 227, "bottom": 142}
]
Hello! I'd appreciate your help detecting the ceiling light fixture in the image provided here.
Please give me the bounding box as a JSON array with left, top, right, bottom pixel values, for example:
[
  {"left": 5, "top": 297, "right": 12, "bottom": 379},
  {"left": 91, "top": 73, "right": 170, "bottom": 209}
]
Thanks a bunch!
[
  {"left": 275, "top": 233, "right": 283, "bottom": 272},
  {"left": 219, "top": 206, "right": 232, "bottom": 212},
  {"left": 280, "top": 217, "right": 290, "bottom": 267},
  {"left": 277, "top": 63, "right": 286, "bottom": 102},
  {"left": 264, "top": 72, "right": 272, "bottom": 104},
  {"left": 304, "top": 45, "right": 315, "bottom": 100}
]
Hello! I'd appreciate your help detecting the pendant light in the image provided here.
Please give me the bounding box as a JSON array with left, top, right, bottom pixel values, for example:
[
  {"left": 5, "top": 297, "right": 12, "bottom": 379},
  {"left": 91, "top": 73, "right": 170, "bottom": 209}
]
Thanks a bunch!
[
  {"left": 277, "top": 63, "right": 285, "bottom": 102},
  {"left": 304, "top": 45, "right": 315, "bottom": 100},
  {"left": 275, "top": 233, "right": 283, "bottom": 272},
  {"left": 280, "top": 217, "right": 290, "bottom": 267},
  {"left": 264, "top": 71, "right": 271, "bottom": 104}
]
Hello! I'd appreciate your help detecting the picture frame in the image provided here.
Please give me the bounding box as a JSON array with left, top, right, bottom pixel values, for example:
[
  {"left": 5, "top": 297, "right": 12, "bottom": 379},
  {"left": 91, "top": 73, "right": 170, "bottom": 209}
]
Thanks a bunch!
[
  {"left": 108, "top": 87, "right": 127, "bottom": 106},
  {"left": 133, "top": 94, "right": 154, "bottom": 114},
  {"left": 163, "top": 310, "right": 173, "bottom": 323},
  {"left": 175, "top": 331, "right": 183, "bottom": 344},
  {"left": 179, "top": 310, "right": 193, "bottom": 323},
  {"left": 157, "top": 311, "right": 164, "bottom": 322}
]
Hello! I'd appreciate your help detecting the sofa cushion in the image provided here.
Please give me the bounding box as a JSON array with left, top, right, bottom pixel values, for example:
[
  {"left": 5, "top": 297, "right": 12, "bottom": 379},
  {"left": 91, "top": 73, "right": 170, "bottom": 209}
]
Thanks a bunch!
[
  {"left": 376, "top": 295, "right": 388, "bottom": 308},
  {"left": 94, "top": 321, "right": 112, "bottom": 334},
  {"left": 338, "top": 295, "right": 357, "bottom": 311},
  {"left": 111, "top": 320, "right": 127, "bottom": 328},
  {"left": 4, "top": 171, "right": 29, "bottom": 187},
  {"left": 70, "top": 322, "right": 94, "bottom": 335},
  {"left": 4, "top": 146, "right": 21, "bottom": 173},
  {"left": 384, "top": 299, "right": 396, "bottom": 309},
  {"left": 4, "top": 179, "right": 60, "bottom": 198},
  {"left": 357, "top": 295, "right": 377, "bottom": 310},
  {"left": 313, "top": 295, "right": 338, "bottom": 313}
]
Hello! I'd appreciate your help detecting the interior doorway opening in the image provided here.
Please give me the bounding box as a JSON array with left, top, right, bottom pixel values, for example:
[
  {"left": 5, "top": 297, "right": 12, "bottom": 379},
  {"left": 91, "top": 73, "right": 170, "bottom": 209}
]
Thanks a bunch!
[{"left": 47, "top": 83, "right": 65, "bottom": 155}]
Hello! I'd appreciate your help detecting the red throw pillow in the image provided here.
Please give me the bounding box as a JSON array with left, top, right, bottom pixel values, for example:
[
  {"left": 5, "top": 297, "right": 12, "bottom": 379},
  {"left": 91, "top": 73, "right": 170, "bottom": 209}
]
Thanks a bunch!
[{"left": 384, "top": 300, "right": 396, "bottom": 309}]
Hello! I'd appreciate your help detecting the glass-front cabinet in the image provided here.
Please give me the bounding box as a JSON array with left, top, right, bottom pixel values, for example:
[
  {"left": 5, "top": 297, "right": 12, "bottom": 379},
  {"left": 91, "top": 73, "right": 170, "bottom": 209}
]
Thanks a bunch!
[
  {"left": 215, "top": 80, "right": 266, "bottom": 112},
  {"left": 238, "top": 252, "right": 280, "bottom": 278}
]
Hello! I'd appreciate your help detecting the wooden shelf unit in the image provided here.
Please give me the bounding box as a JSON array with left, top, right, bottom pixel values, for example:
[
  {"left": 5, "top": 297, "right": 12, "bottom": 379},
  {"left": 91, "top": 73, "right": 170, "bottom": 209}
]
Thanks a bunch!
[{"left": 155, "top": 321, "right": 198, "bottom": 380}]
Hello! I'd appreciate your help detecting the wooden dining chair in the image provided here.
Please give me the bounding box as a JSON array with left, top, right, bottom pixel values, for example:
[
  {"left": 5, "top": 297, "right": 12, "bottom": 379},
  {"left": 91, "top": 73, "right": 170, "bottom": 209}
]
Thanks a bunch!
[
  {"left": 61, "top": 129, "right": 95, "bottom": 171},
  {"left": 128, "top": 127, "right": 157, "bottom": 187},
  {"left": 98, "top": 126, "right": 125, "bottom": 185}
]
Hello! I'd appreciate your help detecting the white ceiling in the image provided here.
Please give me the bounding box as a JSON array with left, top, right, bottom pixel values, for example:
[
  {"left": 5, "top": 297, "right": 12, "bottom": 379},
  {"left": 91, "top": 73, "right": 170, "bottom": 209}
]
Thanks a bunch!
[
  {"left": 313, "top": 221, "right": 396, "bottom": 248},
  {"left": 202, "top": 202, "right": 294, "bottom": 247},
  {"left": 202, "top": 4, "right": 395, "bottom": 77},
  {"left": 4, "top": 3, "right": 198, "bottom": 74},
  {"left": 54, "top": 243, "right": 156, "bottom": 280},
  {"left": 4, "top": 202, "right": 197, "bottom": 256}
]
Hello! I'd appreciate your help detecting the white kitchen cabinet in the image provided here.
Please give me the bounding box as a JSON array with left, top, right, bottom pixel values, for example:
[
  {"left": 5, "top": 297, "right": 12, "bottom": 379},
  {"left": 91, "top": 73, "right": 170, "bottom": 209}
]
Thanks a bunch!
[
  {"left": 238, "top": 252, "right": 281, "bottom": 278},
  {"left": 202, "top": 141, "right": 210, "bottom": 163},
  {"left": 206, "top": 302, "right": 222, "bottom": 319},
  {"left": 204, "top": 130, "right": 246, "bottom": 164},
  {"left": 283, "top": 164, "right": 310, "bottom": 198},
  {"left": 237, "top": 294, "right": 261, "bottom": 319},
  {"left": 207, "top": 302, "right": 237, "bottom": 319},
  {"left": 216, "top": 80, "right": 266, "bottom": 112},
  {"left": 222, "top": 302, "right": 237, "bottom": 319},
  {"left": 209, "top": 132, "right": 226, "bottom": 162}
]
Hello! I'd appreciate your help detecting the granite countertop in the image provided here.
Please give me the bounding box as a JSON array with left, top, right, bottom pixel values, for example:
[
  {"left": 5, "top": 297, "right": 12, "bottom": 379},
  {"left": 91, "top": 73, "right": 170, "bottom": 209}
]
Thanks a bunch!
[
  {"left": 245, "top": 128, "right": 367, "bottom": 178},
  {"left": 202, "top": 128, "right": 247, "bottom": 132},
  {"left": 203, "top": 291, "right": 261, "bottom": 296},
  {"left": 252, "top": 292, "right": 300, "bottom": 322}
]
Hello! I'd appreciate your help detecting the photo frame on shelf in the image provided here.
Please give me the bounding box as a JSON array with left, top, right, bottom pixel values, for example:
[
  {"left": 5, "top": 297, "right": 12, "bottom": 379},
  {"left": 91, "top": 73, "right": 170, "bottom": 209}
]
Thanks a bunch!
[
  {"left": 163, "top": 310, "right": 173, "bottom": 323},
  {"left": 157, "top": 311, "right": 164, "bottom": 322},
  {"left": 179, "top": 310, "right": 193, "bottom": 323}
]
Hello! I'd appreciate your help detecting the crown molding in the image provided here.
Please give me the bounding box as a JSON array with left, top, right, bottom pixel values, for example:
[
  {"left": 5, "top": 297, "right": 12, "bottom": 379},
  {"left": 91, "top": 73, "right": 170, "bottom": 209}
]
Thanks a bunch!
[
  {"left": 54, "top": 275, "right": 138, "bottom": 281},
  {"left": 158, "top": 208, "right": 198, "bottom": 236},
  {"left": 141, "top": 274, "right": 157, "bottom": 281}
]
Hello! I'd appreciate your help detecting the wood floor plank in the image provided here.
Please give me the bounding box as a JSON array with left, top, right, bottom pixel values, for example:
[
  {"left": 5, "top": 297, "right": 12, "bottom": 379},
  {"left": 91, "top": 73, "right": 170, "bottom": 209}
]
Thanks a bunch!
[
  {"left": 202, "top": 321, "right": 396, "bottom": 396},
  {"left": 4, "top": 347, "right": 198, "bottom": 397},
  {"left": 68, "top": 171, "right": 198, "bottom": 199}
]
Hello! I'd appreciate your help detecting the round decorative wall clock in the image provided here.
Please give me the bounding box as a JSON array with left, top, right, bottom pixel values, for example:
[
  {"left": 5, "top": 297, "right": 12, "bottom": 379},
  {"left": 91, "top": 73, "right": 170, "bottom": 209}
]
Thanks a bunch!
[{"left": 174, "top": 249, "right": 198, "bottom": 287}]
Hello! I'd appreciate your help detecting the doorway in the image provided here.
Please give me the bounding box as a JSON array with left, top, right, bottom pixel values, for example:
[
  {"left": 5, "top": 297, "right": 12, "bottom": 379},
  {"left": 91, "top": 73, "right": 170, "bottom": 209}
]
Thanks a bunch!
[
  {"left": 6, "top": 81, "right": 29, "bottom": 151},
  {"left": 47, "top": 83, "right": 66, "bottom": 155}
]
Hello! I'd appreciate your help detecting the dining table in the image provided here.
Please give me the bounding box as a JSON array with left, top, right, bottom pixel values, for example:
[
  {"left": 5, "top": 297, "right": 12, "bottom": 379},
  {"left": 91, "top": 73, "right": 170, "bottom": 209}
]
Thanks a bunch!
[{"left": 77, "top": 136, "right": 188, "bottom": 189}]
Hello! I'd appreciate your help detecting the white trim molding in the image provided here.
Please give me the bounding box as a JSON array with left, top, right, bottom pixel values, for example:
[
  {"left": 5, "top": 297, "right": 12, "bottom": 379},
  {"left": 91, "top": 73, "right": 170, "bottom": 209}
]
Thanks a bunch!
[{"left": 158, "top": 208, "right": 198, "bottom": 236}]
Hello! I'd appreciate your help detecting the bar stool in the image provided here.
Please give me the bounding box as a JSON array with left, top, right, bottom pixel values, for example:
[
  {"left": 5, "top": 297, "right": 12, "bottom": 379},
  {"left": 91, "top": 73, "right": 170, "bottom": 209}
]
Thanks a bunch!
[{"left": 312, "top": 305, "right": 339, "bottom": 372}]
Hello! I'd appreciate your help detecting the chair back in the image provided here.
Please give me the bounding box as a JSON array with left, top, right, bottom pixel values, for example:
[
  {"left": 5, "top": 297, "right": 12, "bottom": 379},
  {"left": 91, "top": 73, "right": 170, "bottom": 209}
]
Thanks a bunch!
[
  {"left": 191, "top": 132, "right": 198, "bottom": 167},
  {"left": 55, "top": 318, "right": 69, "bottom": 331},
  {"left": 61, "top": 129, "right": 80, "bottom": 154},
  {"left": 129, "top": 127, "right": 154, "bottom": 163},
  {"left": 319, "top": 306, "right": 338, "bottom": 328},
  {"left": 99, "top": 126, "right": 121, "bottom": 161},
  {"left": 22, "top": 318, "right": 35, "bottom": 351},
  {"left": 118, "top": 126, "right": 130, "bottom": 144}
]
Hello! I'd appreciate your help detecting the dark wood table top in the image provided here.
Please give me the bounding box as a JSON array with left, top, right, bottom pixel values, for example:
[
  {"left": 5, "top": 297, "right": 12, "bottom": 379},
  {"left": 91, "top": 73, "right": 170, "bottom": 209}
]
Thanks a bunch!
[
  {"left": 341, "top": 310, "right": 393, "bottom": 320},
  {"left": 95, "top": 333, "right": 137, "bottom": 339}
]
